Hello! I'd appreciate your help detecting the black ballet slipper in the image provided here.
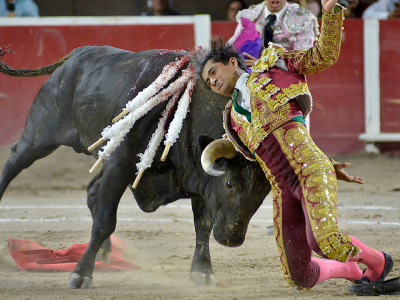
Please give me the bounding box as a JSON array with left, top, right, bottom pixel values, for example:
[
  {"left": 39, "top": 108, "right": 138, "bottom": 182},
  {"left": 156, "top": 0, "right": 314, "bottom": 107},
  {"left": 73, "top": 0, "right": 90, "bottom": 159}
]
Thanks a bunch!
[{"left": 348, "top": 277, "right": 400, "bottom": 296}]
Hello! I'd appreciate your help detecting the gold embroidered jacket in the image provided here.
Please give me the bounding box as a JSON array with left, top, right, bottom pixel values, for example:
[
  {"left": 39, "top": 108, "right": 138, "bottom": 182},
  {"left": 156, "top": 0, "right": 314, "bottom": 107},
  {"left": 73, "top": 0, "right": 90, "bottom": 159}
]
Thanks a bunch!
[{"left": 224, "top": 9, "right": 344, "bottom": 158}]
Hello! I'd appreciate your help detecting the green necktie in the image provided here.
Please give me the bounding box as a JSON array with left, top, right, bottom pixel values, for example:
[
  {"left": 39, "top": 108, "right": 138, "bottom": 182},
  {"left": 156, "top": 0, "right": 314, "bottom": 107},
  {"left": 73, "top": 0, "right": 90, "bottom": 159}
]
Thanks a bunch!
[{"left": 232, "top": 88, "right": 251, "bottom": 123}]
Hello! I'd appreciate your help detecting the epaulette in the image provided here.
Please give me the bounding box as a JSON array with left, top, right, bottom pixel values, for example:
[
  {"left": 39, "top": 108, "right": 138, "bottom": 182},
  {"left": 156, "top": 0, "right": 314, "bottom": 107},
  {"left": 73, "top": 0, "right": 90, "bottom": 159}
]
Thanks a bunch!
[
  {"left": 252, "top": 43, "right": 286, "bottom": 73},
  {"left": 236, "top": 2, "right": 264, "bottom": 23},
  {"left": 283, "top": 3, "right": 320, "bottom": 37}
]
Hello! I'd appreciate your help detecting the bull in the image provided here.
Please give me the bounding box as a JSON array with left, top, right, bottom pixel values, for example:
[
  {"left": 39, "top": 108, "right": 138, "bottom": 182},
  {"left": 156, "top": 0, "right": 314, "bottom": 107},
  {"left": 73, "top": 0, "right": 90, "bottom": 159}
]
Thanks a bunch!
[{"left": 0, "top": 45, "right": 271, "bottom": 288}]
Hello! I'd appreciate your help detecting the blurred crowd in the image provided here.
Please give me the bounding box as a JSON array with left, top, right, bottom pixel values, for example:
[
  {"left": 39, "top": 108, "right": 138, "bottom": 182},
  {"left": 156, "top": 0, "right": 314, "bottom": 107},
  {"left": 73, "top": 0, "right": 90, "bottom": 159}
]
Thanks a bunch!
[
  {"left": 1, "top": 0, "right": 399, "bottom": 19},
  {"left": 0, "top": 0, "right": 39, "bottom": 17},
  {"left": 227, "top": 0, "right": 400, "bottom": 19}
]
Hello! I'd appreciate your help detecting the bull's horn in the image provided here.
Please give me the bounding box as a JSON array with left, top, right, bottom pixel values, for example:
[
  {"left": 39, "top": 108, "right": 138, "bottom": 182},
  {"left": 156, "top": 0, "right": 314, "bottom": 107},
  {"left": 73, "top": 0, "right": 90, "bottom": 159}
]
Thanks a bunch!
[{"left": 201, "top": 139, "right": 237, "bottom": 176}]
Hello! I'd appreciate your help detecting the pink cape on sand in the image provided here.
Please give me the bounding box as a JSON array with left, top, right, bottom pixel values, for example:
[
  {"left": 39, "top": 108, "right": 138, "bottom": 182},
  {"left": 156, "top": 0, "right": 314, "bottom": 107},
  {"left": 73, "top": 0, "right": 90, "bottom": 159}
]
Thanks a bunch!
[{"left": 8, "top": 235, "right": 140, "bottom": 272}]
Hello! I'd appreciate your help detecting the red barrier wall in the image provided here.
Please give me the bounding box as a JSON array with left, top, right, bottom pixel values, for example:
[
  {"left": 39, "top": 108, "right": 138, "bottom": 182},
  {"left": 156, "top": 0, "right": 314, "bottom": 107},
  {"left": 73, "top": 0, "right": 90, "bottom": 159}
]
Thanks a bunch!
[
  {"left": 0, "top": 19, "right": 399, "bottom": 154},
  {"left": 0, "top": 23, "right": 194, "bottom": 145},
  {"left": 380, "top": 21, "right": 400, "bottom": 133},
  {"left": 307, "top": 20, "right": 365, "bottom": 154}
]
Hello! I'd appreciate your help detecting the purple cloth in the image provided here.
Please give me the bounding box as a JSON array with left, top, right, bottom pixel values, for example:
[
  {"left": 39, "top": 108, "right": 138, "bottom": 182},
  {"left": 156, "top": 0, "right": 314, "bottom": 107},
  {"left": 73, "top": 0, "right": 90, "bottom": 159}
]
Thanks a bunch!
[
  {"left": 233, "top": 17, "right": 260, "bottom": 47},
  {"left": 232, "top": 17, "right": 262, "bottom": 73},
  {"left": 239, "top": 38, "right": 261, "bottom": 61}
]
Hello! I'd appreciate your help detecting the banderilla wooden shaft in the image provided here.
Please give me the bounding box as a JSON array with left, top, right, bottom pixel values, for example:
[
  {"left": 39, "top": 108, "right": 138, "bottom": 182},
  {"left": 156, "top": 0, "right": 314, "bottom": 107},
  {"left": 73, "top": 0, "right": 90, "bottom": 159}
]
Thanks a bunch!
[
  {"left": 89, "top": 157, "right": 104, "bottom": 174},
  {"left": 87, "top": 137, "right": 106, "bottom": 152},
  {"left": 160, "top": 142, "right": 171, "bottom": 162},
  {"left": 87, "top": 109, "right": 129, "bottom": 152},
  {"left": 132, "top": 169, "right": 145, "bottom": 189},
  {"left": 112, "top": 110, "right": 129, "bottom": 123}
]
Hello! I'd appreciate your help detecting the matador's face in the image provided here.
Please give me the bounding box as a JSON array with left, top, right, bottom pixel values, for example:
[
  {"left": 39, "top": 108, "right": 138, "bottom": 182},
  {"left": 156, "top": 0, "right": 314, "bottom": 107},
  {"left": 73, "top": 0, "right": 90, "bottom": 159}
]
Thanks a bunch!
[
  {"left": 265, "top": 0, "right": 287, "bottom": 13},
  {"left": 202, "top": 57, "right": 240, "bottom": 97}
]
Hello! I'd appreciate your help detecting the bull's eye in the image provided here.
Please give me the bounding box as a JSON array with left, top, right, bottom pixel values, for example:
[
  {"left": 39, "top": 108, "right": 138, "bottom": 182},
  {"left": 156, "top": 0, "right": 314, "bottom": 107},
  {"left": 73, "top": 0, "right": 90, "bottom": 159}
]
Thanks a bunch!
[{"left": 226, "top": 181, "right": 232, "bottom": 189}]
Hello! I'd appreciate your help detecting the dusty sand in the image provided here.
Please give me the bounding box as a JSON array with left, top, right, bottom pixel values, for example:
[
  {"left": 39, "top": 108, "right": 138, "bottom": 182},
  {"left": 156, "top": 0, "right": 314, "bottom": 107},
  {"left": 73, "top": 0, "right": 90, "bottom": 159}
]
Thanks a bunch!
[{"left": 0, "top": 145, "right": 400, "bottom": 300}]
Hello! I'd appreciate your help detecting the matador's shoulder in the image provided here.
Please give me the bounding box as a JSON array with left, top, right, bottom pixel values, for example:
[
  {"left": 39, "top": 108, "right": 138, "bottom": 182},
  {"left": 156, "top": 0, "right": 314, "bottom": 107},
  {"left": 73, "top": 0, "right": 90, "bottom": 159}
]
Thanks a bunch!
[
  {"left": 282, "top": 3, "right": 320, "bottom": 37},
  {"left": 251, "top": 43, "right": 287, "bottom": 73},
  {"left": 236, "top": 2, "right": 265, "bottom": 23}
]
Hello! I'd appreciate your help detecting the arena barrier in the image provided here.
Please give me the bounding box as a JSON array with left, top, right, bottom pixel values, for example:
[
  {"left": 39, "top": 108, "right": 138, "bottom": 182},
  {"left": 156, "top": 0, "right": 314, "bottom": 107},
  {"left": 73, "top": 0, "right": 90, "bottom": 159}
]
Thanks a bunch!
[{"left": 0, "top": 17, "right": 399, "bottom": 154}]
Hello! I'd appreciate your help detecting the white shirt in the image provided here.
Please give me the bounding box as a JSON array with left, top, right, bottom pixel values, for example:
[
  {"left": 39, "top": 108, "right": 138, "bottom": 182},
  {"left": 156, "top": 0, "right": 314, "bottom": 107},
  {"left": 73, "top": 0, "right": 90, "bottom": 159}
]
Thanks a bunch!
[
  {"left": 233, "top": 73, "right": 251, "bottom": 121},
  {"left": 264, "top": 3, "right": 287, "bottom": 21},
  {"left": 232, "top": 60, "right": 288, "bottom": 121}
]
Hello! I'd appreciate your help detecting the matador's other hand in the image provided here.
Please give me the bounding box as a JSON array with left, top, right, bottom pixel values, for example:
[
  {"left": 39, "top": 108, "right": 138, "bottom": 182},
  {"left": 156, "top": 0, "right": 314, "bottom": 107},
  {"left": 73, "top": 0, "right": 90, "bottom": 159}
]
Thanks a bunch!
[
  {"left": 242, "top": 52, "right": 257, "bottom": 67},
  {"left": 333, "top": 161, "right": 364, "bottom": 184},
  {"left": 321, "top": 0, "right": 338, "bottom": 13}
]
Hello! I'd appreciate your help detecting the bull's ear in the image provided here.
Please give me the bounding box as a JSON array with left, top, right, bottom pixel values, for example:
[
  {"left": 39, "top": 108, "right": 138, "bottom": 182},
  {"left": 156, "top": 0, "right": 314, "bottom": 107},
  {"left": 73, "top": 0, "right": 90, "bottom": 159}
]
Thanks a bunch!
[{"left": 198, "top": 135, "right": 214, "bottom": 152}]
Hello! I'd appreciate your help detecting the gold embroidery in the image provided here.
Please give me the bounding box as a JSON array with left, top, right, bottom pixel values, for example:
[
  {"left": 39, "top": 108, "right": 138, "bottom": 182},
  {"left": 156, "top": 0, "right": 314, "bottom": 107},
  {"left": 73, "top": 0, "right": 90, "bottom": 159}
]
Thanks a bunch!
[
  {"left": 280, "top": 83, "right": 309, "bottom": 103},
  {"left": 274, "top": 124, "right": 361, "bottom": 263},
  {"left": 247, "top": 72, "right": 281, "bottom": 105},
  {"left": 256, "top": 84, "right": 281, "bottom": 102},
  {"left": 252, "top": 43, "right": 286, "bottom": 73},
  {"left": 254, "top": 100, "right": 292, "bottom": 135},
  {"left": 267, "top": 82, "right": 310, "bottom": 112},
  {"left": 247, "top": 73, "right": 311, "bottom": 117},
  {"left": 231, "top": 109, "right": 261, "bottom": 153},
  {"left": 252, "top": 76, "right": 272, "bottom": 92}
]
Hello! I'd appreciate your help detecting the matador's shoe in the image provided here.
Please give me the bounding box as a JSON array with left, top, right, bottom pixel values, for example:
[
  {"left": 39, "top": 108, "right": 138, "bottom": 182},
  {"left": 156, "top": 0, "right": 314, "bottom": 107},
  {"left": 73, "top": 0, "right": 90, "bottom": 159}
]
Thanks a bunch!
[
  {"left": 348, "top": 277, "right": 400, "bottom": 296},
  {"left": 348, "top": 252, "right": 396, "bottom": 296}
]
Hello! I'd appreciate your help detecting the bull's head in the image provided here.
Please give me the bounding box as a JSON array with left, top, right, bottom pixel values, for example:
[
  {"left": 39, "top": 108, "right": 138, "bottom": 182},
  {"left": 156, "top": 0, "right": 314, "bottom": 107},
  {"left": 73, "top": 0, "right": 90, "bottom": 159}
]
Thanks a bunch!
[{"left": 199, "top": 137, "right": 269, "bottom": 247}]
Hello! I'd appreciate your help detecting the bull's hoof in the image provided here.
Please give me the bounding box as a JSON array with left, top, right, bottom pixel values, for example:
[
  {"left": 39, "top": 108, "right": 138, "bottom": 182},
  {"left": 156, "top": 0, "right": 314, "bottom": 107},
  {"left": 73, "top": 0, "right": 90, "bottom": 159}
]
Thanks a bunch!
[
  {"left": 95, "top": 248, "right": 111, "bottom": 264},
  {"left": 190, "top": 271, "right": 216, "bottom": 287},
  {"left": 81, "top": 276, "right": 93, "bottom": 289},
  {"left": 67, "top": 272, "right": 93, "bottom": 289},
  {"left": 266, "top": 225, "right": 274, "bottom": 236},
  {"left": 67, "top": 272, "right": 83, "bottom": 289}
]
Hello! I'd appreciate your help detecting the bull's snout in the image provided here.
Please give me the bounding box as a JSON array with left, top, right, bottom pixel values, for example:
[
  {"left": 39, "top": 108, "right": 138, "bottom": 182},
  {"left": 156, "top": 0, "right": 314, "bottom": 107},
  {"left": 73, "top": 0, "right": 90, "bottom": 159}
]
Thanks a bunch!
[{"left": 213, "top": 226, "right": 246, "bottom": 247}]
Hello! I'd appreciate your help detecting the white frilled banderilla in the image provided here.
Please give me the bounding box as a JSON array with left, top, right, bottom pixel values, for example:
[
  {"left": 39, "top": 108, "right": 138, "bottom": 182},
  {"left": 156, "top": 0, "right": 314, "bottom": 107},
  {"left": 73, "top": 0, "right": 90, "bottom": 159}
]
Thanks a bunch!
[{"left": 87, "top": 53, "right": 196, "bottom": 188}]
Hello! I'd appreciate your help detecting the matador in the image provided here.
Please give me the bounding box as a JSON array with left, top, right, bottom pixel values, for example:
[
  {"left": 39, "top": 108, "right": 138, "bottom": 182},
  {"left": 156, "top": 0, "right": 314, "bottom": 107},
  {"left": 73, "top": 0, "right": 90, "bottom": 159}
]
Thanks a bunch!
[{"left": 193, "top": 0, "right": 395, "bottom": 294}]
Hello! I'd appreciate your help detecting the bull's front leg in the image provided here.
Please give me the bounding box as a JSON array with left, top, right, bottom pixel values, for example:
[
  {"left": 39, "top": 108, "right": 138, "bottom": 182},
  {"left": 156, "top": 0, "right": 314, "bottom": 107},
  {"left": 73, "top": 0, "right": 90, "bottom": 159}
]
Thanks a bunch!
[
  {"left": 86, "top": 168, "right": 112, "bottom": 264},
  {"left": 190, "top": 195, "right": 215, "bottom": 286},
  {"left": 67, "top": 164, "right": 129, "bottom": 289}
]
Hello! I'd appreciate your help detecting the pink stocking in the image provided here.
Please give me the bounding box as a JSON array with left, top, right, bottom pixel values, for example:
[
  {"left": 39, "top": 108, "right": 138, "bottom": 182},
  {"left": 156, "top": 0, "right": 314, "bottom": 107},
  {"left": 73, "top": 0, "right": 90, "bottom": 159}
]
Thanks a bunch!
[
  {"left": 348, "top": 235, "right": 385, "bottom": 281},
  {"left": 313, "top": 257, "right": 363, "bottom": 284}
]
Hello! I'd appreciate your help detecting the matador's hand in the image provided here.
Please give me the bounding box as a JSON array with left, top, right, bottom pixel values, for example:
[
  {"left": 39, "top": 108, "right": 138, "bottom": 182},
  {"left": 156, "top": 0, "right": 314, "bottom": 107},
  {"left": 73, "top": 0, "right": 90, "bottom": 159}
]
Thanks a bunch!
[
  {"left": 242, "top": 52, "right": 257, "bottom": 67},
  {"left": 321, "top": 0, "right": 338, "bottom": 13},
  {"left": 333, "top": 162, "right": 364, "bottom": 184}
]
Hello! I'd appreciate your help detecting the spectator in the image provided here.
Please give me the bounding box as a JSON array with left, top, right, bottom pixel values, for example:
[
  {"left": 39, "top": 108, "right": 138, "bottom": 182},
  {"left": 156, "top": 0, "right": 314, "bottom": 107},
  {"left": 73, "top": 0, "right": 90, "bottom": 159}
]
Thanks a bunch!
[
  {"left": 362, "top": 0, "right": 400, "bottom": 19},
  {"left": 227, "top": 0, "right": 248, "bottom": 22},
  {"left": 141, "top": 0, "right": 181, "bottom": 16},
  {"left": 228, "top": 0, "right": 320, "bottom": 68},
  {"left": 0, "top": 0, "right": 39, "bottom": 17}
]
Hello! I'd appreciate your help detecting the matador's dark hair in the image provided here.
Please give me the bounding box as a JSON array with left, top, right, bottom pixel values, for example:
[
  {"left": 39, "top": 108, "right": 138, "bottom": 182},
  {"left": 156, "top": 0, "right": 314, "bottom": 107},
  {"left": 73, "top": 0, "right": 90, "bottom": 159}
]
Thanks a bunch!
[{"left": 191, "top": 36, "right": 247, "bottom": 80}]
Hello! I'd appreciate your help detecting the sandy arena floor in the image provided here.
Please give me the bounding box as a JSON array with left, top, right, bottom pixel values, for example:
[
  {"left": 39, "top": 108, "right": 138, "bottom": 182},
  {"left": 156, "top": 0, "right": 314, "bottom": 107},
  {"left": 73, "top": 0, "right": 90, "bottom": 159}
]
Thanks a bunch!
[{"left": 0, "top": 145, "right": 399, "bottom": 300}]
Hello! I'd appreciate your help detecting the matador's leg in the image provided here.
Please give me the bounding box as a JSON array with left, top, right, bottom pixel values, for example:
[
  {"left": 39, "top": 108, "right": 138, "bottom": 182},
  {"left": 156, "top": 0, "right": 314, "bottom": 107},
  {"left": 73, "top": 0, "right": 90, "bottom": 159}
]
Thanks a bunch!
[
  {"left": 255, "top": 124, "right": 320, "bottom": 288},
  {"left": 270, "top": 122, "right": 388, "bottom": 284},
  {"left": 255, "top": 121, "right": 365, "bottom": 288}
]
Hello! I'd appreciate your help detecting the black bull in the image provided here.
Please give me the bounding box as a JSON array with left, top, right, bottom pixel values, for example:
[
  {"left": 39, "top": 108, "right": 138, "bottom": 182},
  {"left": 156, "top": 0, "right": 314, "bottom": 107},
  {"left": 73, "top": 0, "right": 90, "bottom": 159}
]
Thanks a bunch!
[{"left": 0, "top": 46, "right": 271, "bottom": 288}]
